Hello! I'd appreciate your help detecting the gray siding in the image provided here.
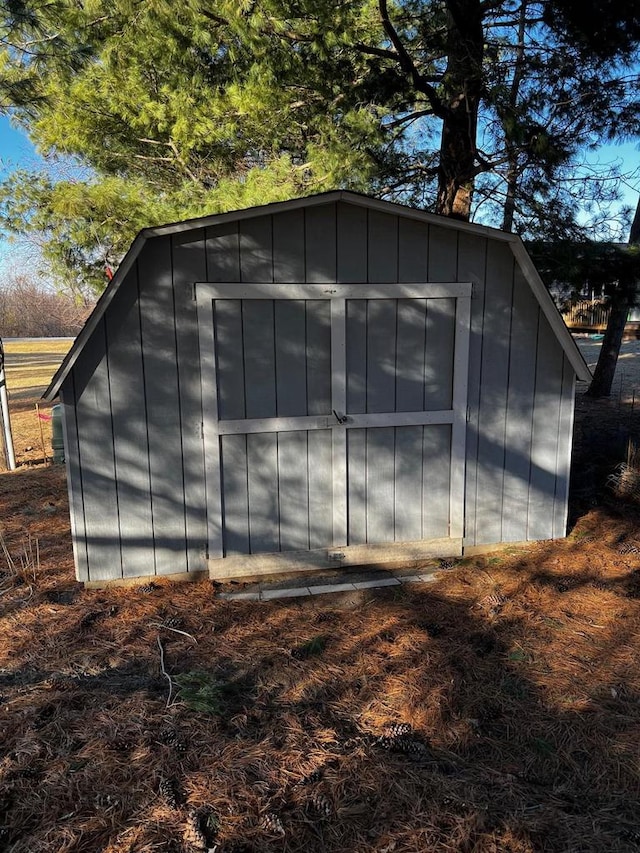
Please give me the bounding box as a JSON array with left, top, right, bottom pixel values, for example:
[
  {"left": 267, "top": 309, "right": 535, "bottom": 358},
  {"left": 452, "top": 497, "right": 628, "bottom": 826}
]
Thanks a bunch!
[{"left": 61, "top": 199, "right": 576, "bottom": 582}]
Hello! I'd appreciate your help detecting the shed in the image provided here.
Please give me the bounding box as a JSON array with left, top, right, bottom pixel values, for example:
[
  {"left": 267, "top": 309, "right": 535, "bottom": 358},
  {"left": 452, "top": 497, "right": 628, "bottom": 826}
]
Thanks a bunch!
[{"left": 44, "top": 191, "right": 590, "bottom": 586}]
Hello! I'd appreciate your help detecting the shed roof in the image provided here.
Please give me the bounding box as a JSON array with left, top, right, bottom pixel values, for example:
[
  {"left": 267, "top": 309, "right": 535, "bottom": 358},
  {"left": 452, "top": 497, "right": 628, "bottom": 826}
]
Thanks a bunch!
[{"left": 43, "top": 190, "right": 590, "bottom": 401}]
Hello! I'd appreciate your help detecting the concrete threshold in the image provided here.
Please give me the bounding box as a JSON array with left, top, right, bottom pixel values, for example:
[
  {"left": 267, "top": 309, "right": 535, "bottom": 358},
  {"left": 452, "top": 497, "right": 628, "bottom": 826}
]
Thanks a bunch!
[{"left": 216, "top": 567, "right": 439, "bottom": 602}]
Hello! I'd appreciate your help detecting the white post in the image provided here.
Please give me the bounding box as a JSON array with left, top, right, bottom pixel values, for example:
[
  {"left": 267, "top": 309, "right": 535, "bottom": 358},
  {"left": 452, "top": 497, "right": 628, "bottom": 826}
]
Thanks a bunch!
[{"left": 0, "top": 337, "right": 16, "bottom": 471}]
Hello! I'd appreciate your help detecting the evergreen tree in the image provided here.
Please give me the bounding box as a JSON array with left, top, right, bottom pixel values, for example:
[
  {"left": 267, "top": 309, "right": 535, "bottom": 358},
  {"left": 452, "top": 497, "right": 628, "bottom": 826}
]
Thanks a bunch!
[{"left": 0, "top": 1, "right": 638, "bottom": 291}]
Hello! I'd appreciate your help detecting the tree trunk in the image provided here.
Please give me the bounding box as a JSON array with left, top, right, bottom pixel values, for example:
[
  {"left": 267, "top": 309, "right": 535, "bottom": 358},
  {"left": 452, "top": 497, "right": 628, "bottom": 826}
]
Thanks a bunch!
[
  {"left": 585, "top": 196, "right": 640, "bottom": 397},
  {"left": 501, "top": 0, "right": 528, "bottom": 232},
  {"left": 584, "top": 285, "right": 633, "bottom": 398},
  {"left": 435, "top": 0, "right": 484, "bottom": 220}
]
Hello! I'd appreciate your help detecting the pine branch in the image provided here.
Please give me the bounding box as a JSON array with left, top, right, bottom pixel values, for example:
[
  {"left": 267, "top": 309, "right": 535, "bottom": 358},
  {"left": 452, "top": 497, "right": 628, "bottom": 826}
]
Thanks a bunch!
[{"left": 378, "top": 0, "right": 448, "bottom": 119}]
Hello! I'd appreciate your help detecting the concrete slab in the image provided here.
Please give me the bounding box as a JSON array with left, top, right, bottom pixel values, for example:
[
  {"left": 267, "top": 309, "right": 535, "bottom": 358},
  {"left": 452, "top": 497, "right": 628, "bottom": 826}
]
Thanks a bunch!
[
  {"left": 308, "top": 582, "right": 358, "bottom": 595},
  {"left": 353, "top": 578, "right": 401, "bottom": 590},
  {"left": 261, "top": 587, "right": 311, "bottom": 600},
  {"left": 219, "top": 591, "right": 260, "bottom": 601}
]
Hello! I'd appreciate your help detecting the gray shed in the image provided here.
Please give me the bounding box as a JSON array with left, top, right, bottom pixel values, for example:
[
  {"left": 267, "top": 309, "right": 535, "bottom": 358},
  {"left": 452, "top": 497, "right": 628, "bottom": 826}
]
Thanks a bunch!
[{"left": 44, "top": 191, "right": 590, "bottom": 586}]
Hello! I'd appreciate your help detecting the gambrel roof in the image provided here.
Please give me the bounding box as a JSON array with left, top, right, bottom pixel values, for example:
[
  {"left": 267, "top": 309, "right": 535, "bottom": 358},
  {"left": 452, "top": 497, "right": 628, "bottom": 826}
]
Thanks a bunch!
[{"left": 43, "top": 190, "right": 590, "bottom": 402}]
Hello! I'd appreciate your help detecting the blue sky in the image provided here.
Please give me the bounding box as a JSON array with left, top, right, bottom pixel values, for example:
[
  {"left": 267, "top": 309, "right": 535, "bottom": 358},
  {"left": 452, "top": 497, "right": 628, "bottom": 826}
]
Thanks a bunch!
[{"left": 0, "top": 114, "right": 47, "bottom": 175}]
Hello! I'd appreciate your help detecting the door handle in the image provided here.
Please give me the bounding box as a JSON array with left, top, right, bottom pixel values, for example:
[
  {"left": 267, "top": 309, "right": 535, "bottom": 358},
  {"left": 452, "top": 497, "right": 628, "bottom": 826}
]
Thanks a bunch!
[{"left": 333, "top": 410, "right": 348, "bottom": 425}]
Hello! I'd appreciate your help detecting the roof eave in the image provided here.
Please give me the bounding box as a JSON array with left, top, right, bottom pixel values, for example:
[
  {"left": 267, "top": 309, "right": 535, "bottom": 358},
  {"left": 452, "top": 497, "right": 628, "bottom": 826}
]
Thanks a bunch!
[{"left": 510, "top": 238, "right": 592, "bottom": 382}]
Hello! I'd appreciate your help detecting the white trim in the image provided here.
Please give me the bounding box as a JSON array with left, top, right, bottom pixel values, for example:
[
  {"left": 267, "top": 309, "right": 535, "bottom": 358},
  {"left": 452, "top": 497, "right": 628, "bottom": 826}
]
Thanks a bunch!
[
  {"left": 43, "top": 234, "right": 146, "bottom": 402},
  {"left": 196, "top": 282, "right": 473, "bottom": 300},
  {"left": 510, "top": 240, "right": 591, "bottom": 382},
  {"left": 331, "top": 298, "right": 348, "bottom": 546},
  {"left": 196, "top": 295, "right": 223, "bottom": 558},
  {"left": 561, "top": 372, "right": 577, "bottom": 537},
  {"left": 208, "top": 536, "right": 463, "bottom": 579},
  {"left": 449, "top": 295, "right": 471, "bottom": 539},
  {"left": 145, "top": 190, "right": 519, "bottom": 243},
  {"left": 59, "top": 389, "right": 86, "bottom": 581},
  {"left": 217, "top": 409, "right": 455, "bottom": 435}
]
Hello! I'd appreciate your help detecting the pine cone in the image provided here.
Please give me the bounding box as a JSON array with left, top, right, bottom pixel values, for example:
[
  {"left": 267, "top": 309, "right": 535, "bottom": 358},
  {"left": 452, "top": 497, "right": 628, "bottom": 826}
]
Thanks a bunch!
[
  {"left": 618, "top": 542, "right": 640, "bottom": 554},
  {"left": 309, "top": 793, "right": 332, "bottom": 817},
  {"left": 394, "top": 737, "right": 427, "bottom": 755},
  {"left": 159, "top": 777, "right": 182, "bottom": 809},
  {"left": 158, "top": 728, "right": 187, "bottom": 752},
  {"left": 375, "top": 733, "right": 427, "bottom": 755},
  {"left": 260, "top": 812, "right": 285, "bottom": 836},
  {"left": 383, "top": 723, "right": 413, "bottom": 738},
  {"left": 184, "top": 809, "right": 207, "bottom": 852},
  {"left": 137, "top": 582, "right": 159, "bottom": 594}
]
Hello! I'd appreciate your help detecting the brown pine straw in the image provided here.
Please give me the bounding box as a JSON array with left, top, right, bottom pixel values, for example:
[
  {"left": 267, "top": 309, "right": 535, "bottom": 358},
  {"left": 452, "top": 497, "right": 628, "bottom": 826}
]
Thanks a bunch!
[{"left": 3, "top": 462, "right": 640, "bottom": 850}]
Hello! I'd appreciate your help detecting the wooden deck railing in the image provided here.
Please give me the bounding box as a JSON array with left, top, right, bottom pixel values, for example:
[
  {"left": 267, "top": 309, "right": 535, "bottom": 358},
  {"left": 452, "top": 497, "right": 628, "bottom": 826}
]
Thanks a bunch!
[{"left": 562, "top": 300, "right": 610, "bottom": 329}]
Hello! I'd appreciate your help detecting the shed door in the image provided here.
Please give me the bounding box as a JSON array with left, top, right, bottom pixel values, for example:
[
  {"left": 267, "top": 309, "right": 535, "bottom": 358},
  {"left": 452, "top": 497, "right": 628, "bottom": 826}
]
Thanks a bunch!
[{"left": 196, "top": 283, "right": 471, "bottom": 577}]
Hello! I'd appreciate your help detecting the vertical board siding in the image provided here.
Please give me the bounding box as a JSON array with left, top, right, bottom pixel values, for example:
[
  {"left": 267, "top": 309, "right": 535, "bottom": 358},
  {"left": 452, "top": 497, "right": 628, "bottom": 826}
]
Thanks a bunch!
[
  {"left": 240, "top": 215, "right": 273, "bottom": 282},
  {"left": 424, "top": 298, "right": 455, "bottom": 410},
  {"left": 458, "top": 234, "right": 488, "bottom": 547},
  {"left": 347, "top": 428, "right": 367, "bottom": 544},
  {"left": 273, "top": 209, "right": 305, "bottom": 282},
  {"left": 243, "top": 300, "right": 277, "bottom": 418},
  {"left": 216, "top": 298, "right": 332, "bottom": 419},
  {"left": 528, "top": 317, "right": 564, "bottom": 541},
  {"left": 277, "top": 431, "right": 310, "bottom": 550},
  {"left": 394, "top": 426, "right": 424, "bottom": 541},
  {"left": 247, "top": 432, "right": 280, "bottom": 553},
  {"left": 553, "top": 356, "right": 576, "bottom": 539},
  {"left": 346, "top": 297, "right": 455, "bottom": 416},
  {"left": 105, "top": 268, "right": 155, "bottom": 578},
  {"left": 398, "top": 218, "right": 429, "bottom": 282},
  {"left": 423, "top": 424, "right": 451, "bottom": 539},
  {"left": 308, "top": 429, "right": 334, "bottom": 548},
  {"left": 347, "top": 425, "right": 452, "bottom": 546},
  {"left": 220, "top": 434, "right": 250, "bottom": 555},
  {"left": 73, "top": 318, "right": 122, "bottom": 580},
  {"left": 346, "top": 301, "right": 368, "bottom": 414},
  {"left": 305, "top": 203, "right": 337, "bottom": 283},
  {"left": 396, "top": 299, "right": 427, "bottom": 412},
  {"left": 368, "top": 211, "right": 398, "bottom": 282},
  {"left": 172, "top": 229, "right": 208, "bottom": 572},
  {"left": 138, "top": 238, "right": 188, "bottom": 575},
  {"left": 365, "top": 427, "right": 396, "bottom": 543},
  {"left": 206, "top": 221, "right": 240, "bottom": 282},
  {"left": 366, "top": 300, "right": 397, "bottom": 413},
  {"left": 501, "top": 274, "right": 540, "bottom": 542},
  {"left": 305, "top": 301, "right": 332, "bottom": 415},
  {"left": 337, "top": 202, "right": 367, "bottom": 282},
  {"left": 275, "top": 300, "right": 308, "bottom": 416},
  {"left": 473, "top": 241, "right": 515, "bottom": 545},
  {"left": 214, "top": 300, "right": 246, "bottom": 420},
  {"left": 428, "top": 226, "right": 458, "bottom": 280},
  {"left": 59, "top": 382, "right": 89, "bottom": 581}
]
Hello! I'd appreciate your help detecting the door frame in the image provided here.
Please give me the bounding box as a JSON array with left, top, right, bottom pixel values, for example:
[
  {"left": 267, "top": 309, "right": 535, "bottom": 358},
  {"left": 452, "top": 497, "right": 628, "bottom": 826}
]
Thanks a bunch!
[{"left": 196, "top": 282, "right": 471, "bottom": 574}]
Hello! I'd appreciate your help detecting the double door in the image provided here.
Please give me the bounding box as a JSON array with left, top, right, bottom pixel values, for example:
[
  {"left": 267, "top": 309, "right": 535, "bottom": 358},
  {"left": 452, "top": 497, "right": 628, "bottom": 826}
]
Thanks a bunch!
[{"left": 196, "top": 283, "right": 470, "bottom": 576}]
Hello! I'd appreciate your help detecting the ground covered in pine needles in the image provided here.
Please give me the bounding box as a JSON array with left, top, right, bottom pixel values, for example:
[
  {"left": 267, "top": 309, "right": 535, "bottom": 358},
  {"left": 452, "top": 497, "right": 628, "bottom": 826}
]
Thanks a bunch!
[{"left": 2, "top": 343, "right": 640, "bottom": 852}]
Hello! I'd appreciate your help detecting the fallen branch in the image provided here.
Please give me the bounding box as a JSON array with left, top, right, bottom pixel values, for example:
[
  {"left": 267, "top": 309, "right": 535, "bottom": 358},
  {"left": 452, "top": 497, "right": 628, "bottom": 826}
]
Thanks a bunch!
[{"left": 157, "top": 636, "right": 176, "bottom": 708}]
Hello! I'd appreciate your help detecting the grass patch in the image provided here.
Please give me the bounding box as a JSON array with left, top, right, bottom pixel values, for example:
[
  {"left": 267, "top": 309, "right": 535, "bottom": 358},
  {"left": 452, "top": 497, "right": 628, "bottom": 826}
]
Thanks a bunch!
[{"left": 291, "top": 635, "right": 328, "bottom": 660}]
